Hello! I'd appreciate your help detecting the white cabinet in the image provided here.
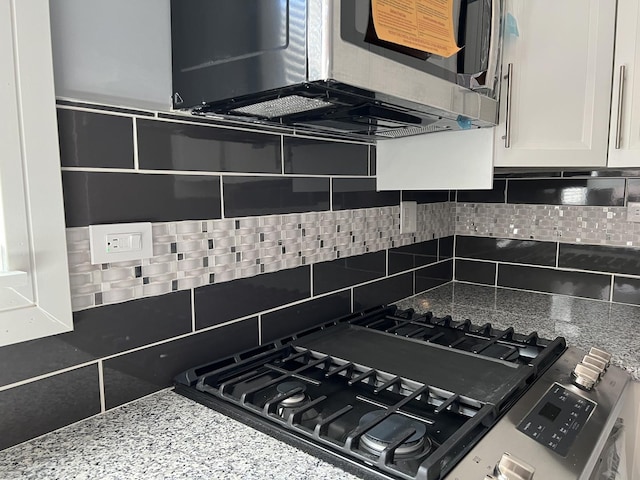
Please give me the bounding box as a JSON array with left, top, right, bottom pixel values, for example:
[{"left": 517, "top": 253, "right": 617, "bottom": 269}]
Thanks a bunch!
[
  {"left": 608, "top": 0, "right": 640, "bottom": 167},
  {"left": 0, "top": 0, "right": 72, "bottom": 346},
  {"left": 494, "top": 0, "right": 617, "bottom": 168}
]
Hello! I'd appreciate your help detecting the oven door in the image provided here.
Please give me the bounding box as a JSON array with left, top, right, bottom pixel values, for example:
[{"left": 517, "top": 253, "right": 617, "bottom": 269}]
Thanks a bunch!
[{"left": 339, "top": 0, "right": 501, "bottom": 98}]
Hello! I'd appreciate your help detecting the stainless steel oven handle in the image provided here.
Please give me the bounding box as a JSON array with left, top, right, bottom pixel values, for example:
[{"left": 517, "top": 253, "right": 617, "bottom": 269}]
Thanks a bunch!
[
  {"left": 504, "top": 63, "right": 513, "bottom": 148},
  {"left": 615, "top": 65, "right": 626, "bottom": 150}
]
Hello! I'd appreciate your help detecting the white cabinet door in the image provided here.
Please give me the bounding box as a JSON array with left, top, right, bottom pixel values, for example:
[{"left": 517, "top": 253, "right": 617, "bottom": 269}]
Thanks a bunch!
[
  {"left": 494, "top": 0, "right": 616, "bottom": 167},
  {"left": 608, "top": 0, "right": 640, "bottom": 167}
]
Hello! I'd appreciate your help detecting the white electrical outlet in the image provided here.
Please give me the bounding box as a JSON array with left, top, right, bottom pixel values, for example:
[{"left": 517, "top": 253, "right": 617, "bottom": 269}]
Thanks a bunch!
[
  {"left": 89, "top": 222, "right": 153, "bottom": 264},
  {"left": 627, "top": 202, "right": 640, "bottom": 223},
  {"left": 400, "top": 201, "right": 418, "bottom": 234}
]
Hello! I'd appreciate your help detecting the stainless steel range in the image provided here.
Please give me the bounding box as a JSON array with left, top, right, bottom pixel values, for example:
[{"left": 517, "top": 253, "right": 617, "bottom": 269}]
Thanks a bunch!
[{"left": 174, "top": 306, "right": 629, "bottom": 479}]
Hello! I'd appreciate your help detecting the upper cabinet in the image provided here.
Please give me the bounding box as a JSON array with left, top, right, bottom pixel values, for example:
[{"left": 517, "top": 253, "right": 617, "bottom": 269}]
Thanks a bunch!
[
  {"left": 608, "top": 0, "right": 640, "bottom": 167},
  {"left": 494, "top": 0, "right": 617, "bottom": 167}
]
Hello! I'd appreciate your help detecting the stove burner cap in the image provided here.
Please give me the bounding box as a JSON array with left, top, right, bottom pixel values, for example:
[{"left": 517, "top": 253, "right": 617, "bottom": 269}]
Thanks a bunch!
[
  {"left": 276, "top": 381, "right": 307, "bottom": 407},
  {"left": 359, "top": 411, "right": 429, "bottom": 457}
]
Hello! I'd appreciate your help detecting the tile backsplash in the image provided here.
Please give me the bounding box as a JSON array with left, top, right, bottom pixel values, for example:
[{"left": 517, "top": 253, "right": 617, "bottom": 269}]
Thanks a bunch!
[
  {"left": 4, "top": 101, "right": 640, "bottom": 453},
  {"left": 0, "top": 101, "right": 454, "bottom": 450},
  {"left": 454, "top": 171, "right": 640, "bottom": 305}
]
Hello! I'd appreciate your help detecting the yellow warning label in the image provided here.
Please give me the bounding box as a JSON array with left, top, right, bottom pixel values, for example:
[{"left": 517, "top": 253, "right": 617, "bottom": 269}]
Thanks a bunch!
[{"left": 371, "top": 0, "right": 461, "bottom": 58}]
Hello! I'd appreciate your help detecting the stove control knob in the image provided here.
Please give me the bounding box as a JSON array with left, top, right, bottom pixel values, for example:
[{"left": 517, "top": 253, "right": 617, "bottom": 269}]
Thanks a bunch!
[
  {"left": 589, "top": 347, "right": 611, "bottom": 368},
  {"left": 484, "top": 452, "right": 535, "bottom": 480},
  {"left": 582, "top": 354, "right": 607, "bottom": 375},
  {"left": 572, "top": 363, "right": 600, "bottom": 390}
]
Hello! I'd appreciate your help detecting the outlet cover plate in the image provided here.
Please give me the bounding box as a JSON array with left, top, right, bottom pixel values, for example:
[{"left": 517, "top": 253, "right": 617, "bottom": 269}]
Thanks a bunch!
[
  {"left": 400, "top": 201, "right": 418, "bottom": 234},
  {"left": 89, "top": 222, "right": 153, "bottom": 264}
]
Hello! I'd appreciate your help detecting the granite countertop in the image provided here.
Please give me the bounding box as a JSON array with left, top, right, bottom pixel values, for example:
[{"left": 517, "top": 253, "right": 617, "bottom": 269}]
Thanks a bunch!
[
  {"left": 1, "top": 283, "right": 638, "bottom": 480},
  {"left": 396, "top": 283, "right": 640, "bottom": 381}
]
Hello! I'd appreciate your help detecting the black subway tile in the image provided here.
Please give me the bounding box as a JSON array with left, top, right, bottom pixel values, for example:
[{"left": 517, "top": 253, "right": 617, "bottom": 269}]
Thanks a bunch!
[
  {"left": 457, "top": 179, "right": 506, "bottom": 203},
  {"left": 369, "top": 146, "right": 376, "bottom": 176},
  {"left": 313, "top": 252, "right": 386, "bottom": 295},
  {"left": 0, "top": 365, "right": 100, "bottom": 450},
  {"left": 223, "top": 176, "right": 329, "bottom": 217},
  {"left": 507, "top": 178, "right": 625, "bottom": 206},
  {"left": 353, "top": 273, "right": 413, "bottom": 311},
  {"left": 0, "top": 292, "right": 191, "bottom": 388},
  {"left": 558, "top": 244, "right": 640, "bottom": 276},
  {"left": 62, "top": 171, "right": 221, "bottom": 227},
  {"left": 402, "top": 191, "right": 449, "bottom": 203},
  {"left": 439, "top": 236, "right": 454, "bottom": 260},
  {"left": 627, "top": 179, "right": 640, "bottom": 203},
  {"left": 494, "top": 170, "right": 561, "bottom": 178},
  {"left": 194, "top": 267, "right": 311, "bottom": 329},
  {"left": 415, "top": 260, "right": 453, "bottom": 293},
  {"left": 388, "top": 240, "right": 438, "bottom": 275},
  {"left": 332, "top": 178, "right": 399, "bottom": 210},
  {"left": 284, "top": 137, "right": 368, "bottom": 175},
  {"left": 456, "top": 236, "right": 556, "bottom": 266},
  {"left": 57, "top": 109, "right": 134, "bottom": 168},
  {"left": 261, "top": 292, "right": 351, "bottom": 344},
  {"left": 497, "top": 264, "right": 611, "bottom": 300},
  {"left": 137, "top": 119, "right": 281, "bottom": 173},
  {"left": 455, "top": 259, "right": 496, "bottom": 285},
  {"left": 103, "top": 318, "right": 258, "bottom": 409},
  {"left": 563, "top": 170, "right": 640, "bottom": 178},
  {"left": 613, "top": 276, "right": 640, "bottom": 306}
]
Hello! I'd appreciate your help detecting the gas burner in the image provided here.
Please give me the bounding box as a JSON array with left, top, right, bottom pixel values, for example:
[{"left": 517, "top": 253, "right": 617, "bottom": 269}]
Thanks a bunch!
[
  {"left": 275, "top": 381, "right": 319, "bottom": 421},
  {"left": 358, "top": 411, "right": 431, "bottom": 459}
]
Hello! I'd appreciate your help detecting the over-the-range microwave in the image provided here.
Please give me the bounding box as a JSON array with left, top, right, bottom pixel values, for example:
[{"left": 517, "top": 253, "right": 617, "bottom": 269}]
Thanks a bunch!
[{"left": 170, "top": 0, "right": 504, "bottom": 140}]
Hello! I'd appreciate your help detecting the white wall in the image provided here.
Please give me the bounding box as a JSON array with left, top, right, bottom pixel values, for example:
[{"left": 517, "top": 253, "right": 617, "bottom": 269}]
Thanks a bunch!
[{"left": 49, "top": 0, "right": 172, "bottom": 110}]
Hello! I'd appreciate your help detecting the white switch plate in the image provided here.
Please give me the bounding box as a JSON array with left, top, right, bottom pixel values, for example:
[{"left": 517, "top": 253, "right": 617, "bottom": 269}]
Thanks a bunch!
[
  {"left": 400, "top": 201, "right": 418, "bottom": 234},
  {"left": 628, "top": 202, "right": 640, "bottom": 222},
  {"left": 89, "top": 222, "right": 153, "bottom": 264}
]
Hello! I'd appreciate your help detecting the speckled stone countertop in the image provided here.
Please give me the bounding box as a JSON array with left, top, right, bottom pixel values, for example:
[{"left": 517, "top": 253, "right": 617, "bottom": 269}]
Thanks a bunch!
[
  {"left": 1, "top": 283, "right": 638, "bottom": 480},
  {"left": 0, "top": 389, "right": 361, "bottom": 480},
  {"left": 396, "top": 283, "right": 640, "bottom": 381}
]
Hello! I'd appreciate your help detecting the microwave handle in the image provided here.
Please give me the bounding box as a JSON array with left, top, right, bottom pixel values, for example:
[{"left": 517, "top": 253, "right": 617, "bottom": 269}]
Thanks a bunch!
[
  {"left": 485, "top": 0, "right": 501, "bottom": 93},
  {"left": 504, "top": 62, "right": 513, "bottom": 148}
]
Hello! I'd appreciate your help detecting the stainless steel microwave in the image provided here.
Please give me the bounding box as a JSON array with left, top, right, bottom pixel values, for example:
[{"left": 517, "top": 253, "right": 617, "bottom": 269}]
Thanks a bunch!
[{"left": 171, "top": 0, "right": 503, "bottom": 140}]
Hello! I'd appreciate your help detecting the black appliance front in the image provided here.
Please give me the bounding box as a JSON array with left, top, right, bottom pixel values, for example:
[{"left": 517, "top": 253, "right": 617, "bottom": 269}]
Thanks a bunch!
[{"left": 174, "top": 306, "right": 566, "bottom": 480}]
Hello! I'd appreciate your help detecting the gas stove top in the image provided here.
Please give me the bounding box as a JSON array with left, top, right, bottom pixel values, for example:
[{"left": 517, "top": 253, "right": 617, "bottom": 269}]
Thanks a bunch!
[{"left": 175, "top": 305, "right": 629, "bottom": 480}]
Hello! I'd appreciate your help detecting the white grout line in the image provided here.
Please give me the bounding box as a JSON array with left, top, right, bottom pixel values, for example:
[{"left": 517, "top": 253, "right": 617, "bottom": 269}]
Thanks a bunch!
[
  {"left": 350, "top": 287, "right": 354, "bottom": 313},
  {"left": 219, "top": 177, "right": 225, "bottom": 219},
  {"left": 190, "top": 288, "right": 196, "bottom": 332},
  {"left": 97, "top": 360, "right": 106, "bottom": 413},
  {"left": 257, "top": 315, "right": 262, "bottom": 345},
  {"left": 454, "top": 256, "right": 625, "bottom": 277},
  {"left": 280, "top": 136, "right": 285, "bottom": 174},
  {"left": 555, "top": 242, "right": 560, "bottom": 268},
  {"left": 59, "top": 166, "right": 371, "bottom": 179},
  {"left": 310, "top": 264, "right": 314, "bottom": 296},
  {"left": 329, "top": 177, "right": 334, "bottom": 211},
  {"left": 132, "top": 117, "right": 139, "bottom": 170},
  {"left": 0, "top": 361, "right": 100, "bottom": 393},
  {"left": 609, "top": 275, "right": 615, "bottom": 302},
  {"left": 494, "top": 262, "right": 499, "bottom": 286}
]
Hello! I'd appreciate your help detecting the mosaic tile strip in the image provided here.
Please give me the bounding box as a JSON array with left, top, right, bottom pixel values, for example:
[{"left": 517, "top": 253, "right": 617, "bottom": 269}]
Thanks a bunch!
[
  {"left": 456, "top": 203, "right": 640, "bottom": 246},
  {"left": 67, "top": 203, "right": 455, "bottom": 311}
]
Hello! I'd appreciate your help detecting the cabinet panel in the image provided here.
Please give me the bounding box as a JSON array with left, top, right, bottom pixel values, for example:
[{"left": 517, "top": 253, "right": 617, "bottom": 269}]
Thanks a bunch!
[
  {"left": 608, "top": 0, "right": 640, "bottom": 167},
  {"left": 494, "top": 0, "right": 616, "bottom": 167}
]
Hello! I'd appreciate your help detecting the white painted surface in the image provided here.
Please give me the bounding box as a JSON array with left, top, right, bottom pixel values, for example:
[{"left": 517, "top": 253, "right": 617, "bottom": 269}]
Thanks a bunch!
[
  {"left": 49, "top": 0, "right": 172, "bottom": 110},
  {"left": 494, "top": 0, "right": 616, "bottom": 167},
  {"left": 376, "top": 128, "right": 494, "bottom": 191},
  {"left": 0, "top": 0, "right": 72, "bottom": 347},
  {"left": 89, "top": 222, "right": 153, "bottom": 264},
  {"left": 608, "top": 0, "right": 640, "bottom": 167}
]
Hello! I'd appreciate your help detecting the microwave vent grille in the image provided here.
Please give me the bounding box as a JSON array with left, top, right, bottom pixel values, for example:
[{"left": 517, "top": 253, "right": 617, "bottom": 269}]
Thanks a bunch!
[
  {"left": 376, "top": 124, "right": 453, "bottom": 138},
  {"left": 230, "top": 95, "right": 332, "bottom": 119}
]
